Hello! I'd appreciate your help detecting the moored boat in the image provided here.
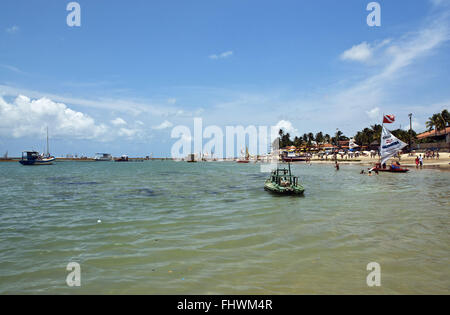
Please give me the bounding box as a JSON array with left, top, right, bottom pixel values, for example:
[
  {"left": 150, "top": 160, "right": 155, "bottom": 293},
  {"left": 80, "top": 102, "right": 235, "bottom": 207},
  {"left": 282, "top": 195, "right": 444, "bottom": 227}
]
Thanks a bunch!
[
  {"left": 19, "top": 127, "right": 55, "bottom": 165},
  {"left": 281, "top": 151, "right": 308, "bottom": 162},
  {"left": 115, "top": 155, "right": 129, "bottom": 162},
  {"left": 237, "top": 147, "right": 251, "bottom": 163},
  {"left": 282, "top": 156, "right": 308, "bottom": 162},
  {"left": 264, "top": 163, "right": 305, "bottom": 196},
  {"left": 186, "top": 154, "right": 197, "bottom": 163},
  {"left": 19, "top": 151, "right": 55, "bottom": 165},
  {"left": 94, "top": 153, "right": 113, "bottom": 161}
]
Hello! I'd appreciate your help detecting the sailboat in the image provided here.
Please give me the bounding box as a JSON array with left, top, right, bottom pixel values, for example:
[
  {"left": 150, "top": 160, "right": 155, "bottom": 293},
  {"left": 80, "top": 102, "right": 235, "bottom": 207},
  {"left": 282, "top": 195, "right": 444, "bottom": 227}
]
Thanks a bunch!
[
  {"left": 371, "top": 126, "right": 409, "bottom": 173},
  {"left": 19, "top": 127, "right": 56, "bottom": 165},
  {"left": 237, "top": 147, "right": 250, "bottom": 163},
  {"left": 349, "top": 138, "right": 359, "bottom": 151}
]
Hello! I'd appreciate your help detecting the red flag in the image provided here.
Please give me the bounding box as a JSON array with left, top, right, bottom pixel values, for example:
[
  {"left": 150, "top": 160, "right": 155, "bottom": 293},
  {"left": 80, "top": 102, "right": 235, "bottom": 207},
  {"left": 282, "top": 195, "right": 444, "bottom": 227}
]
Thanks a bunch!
[{"left": 383, "top": 115, "right": 395, "bottom": 124}]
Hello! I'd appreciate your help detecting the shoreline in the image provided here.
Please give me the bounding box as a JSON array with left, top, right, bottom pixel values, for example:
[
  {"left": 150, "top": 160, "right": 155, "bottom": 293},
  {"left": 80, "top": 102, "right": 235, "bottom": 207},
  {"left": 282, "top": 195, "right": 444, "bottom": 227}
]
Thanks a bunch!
[{"left": 2, "top": 155, "right": 449, "bottom": 170}]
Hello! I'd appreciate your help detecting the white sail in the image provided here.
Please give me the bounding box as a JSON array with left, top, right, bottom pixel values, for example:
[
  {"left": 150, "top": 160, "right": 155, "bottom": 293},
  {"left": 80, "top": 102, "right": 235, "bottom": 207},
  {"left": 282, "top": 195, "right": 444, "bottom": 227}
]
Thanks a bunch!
[
  {"left": 380, "top": 126, "right": 407, "bottom": 165},
  {"left": 349, "top": 138, "right": 359, "bottom": 150}
]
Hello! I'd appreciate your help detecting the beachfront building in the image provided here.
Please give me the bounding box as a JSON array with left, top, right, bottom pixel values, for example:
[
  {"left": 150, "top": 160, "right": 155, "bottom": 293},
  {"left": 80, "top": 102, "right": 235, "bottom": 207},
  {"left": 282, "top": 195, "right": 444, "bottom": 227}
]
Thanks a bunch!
[{"left": 415, "top": 127, "right": 450, "bottom": 152}]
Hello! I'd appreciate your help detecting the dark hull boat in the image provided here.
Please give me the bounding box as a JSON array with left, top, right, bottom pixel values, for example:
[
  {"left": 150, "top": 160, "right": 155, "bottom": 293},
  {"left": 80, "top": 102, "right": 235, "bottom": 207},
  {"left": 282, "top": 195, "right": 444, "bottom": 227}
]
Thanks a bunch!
[
  {"left": 115, "top": 155, "right": 129, "bottom": 162},
  {"left": 373, "top": 167, "right": 409, "bottom": 173},
  {"left": 282, "top": 156, "right": 307, "bottom": 162},
  {"left": 19, "top": 151, "right": 55, "bottom": 166},
  {"left": 19, "top": 159, "right": 55, "bottom": 165},
  {"left": 19, "top": 128, "right": 55, "bottom": 165}
]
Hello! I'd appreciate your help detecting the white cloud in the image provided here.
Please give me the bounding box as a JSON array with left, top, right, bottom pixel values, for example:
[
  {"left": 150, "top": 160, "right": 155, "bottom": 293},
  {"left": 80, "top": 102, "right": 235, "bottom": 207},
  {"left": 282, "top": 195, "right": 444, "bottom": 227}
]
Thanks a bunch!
[
  {"left": 329, "top": 14, "right": 450, "bottom": 127},
  {"left": 429, "top": 0, "right": 450, "bottom": 7},
  {"left": 0, "top": 95, "right": 108, "bottom": 140},
  {"left": 152, "top": 120, "right": 173, "bottom": 130},
  {"left": 111, "top": 117, "right": 127, "bottom": 126},
  {"left": 341, "top": 42, "right": 373, "bottom": 62},
  {"left": 209, "top": 51, "right": 233, "bottom": 60},
  {"left": 340, "top": 40, "right": 392, "bottom": 63},
  {"left": 118, "top": 128, "right": 137, "bottom": 138},
  {"left": 366, "top": 107, "right": 381, "bottom": 120},
  {"left": 274, "top": 120, "right": 299, "bottom": 136},
  {"left": 0, "top": 64, "right": 25, "bottom": 74},
  {"left": 0, "top": 84, "right": 199, "bottom": 119},
  {"left": 6, "top": 25, "right": 19, "bottom": 34}
]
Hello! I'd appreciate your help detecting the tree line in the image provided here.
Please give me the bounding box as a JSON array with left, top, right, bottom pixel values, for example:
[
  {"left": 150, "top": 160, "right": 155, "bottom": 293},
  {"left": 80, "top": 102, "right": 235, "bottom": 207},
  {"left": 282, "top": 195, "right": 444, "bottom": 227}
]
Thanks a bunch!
[
  {"left": 425, "top": 110, "right": 449, "bottom": 134},
  {"left": 277, "top": 109, "right": 449, "bottom": 149},
  {"left": 278, "top": 129, "right": 348, "bottom": 148}
]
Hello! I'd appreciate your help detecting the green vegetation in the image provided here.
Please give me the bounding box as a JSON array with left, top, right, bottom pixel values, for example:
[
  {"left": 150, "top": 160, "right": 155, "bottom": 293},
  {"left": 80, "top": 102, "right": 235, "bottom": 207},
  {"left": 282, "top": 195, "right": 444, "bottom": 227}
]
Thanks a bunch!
[
  {"left": 278, "top": 129, "right": 347, "bottom": 148},
  {"left": 425, "top": 109, "right": 450, "bottom": 134},
  {"left": 277, "top": 110, "right": 449, "bottom": 149}
]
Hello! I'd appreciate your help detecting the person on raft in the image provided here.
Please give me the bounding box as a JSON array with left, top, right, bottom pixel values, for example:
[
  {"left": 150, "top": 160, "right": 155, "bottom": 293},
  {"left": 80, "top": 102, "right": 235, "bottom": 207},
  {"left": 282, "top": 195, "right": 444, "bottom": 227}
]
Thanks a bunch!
[{"left": 390, "top": 161, "right": 401, "bottom": 170}]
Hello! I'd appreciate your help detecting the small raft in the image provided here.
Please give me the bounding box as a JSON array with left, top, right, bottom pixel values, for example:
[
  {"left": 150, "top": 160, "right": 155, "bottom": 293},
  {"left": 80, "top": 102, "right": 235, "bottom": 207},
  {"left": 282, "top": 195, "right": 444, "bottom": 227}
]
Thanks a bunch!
[
  {"left": 371, "top": 163, "right": 409, "bottom": 173},
  {"left": 372, "top": 167, "right": 409, "bottom": 173}
]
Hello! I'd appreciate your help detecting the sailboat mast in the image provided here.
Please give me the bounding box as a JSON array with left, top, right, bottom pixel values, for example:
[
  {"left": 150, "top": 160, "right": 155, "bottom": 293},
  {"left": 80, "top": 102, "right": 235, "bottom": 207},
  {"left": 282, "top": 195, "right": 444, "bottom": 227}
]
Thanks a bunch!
[
  {"left": 46, "top": 126, "right": 49, "bottom": 156},
  {"left": 379, "top": 114, "right": 384, "bottom": 164}
]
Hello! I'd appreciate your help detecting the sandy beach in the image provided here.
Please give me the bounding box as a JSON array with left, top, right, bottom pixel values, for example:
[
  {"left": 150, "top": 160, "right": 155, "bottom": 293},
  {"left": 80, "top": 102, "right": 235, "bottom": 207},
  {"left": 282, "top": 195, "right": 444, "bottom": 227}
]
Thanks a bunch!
[{"left": 308, "top": 153, "right": 450, "bottom": 170}]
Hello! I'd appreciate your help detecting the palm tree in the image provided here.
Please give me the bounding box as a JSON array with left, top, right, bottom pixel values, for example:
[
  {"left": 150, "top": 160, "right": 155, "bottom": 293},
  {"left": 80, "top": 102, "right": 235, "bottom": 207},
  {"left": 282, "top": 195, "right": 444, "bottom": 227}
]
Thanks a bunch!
[
  {"left": 435, "top": 113, "right": 446, "bottom": 131},
  {"left": 293, "top": 136, "right": 303, "bottom": 148},
  {"left": 324, "top": 134, "right": 331, "bottom": 144},
  {"left": 362, "top": 128, "right": 374, "bottom": 146},
  {"left": 315, "top": 132, "right": 324, "bottom": 144},
  {"left": 426, "top": 116, "right": 435, "bottom": 132},
  {"left": 426, "top": 114, "right": 442, "bottom": 136},
  {"left": 307, "top": 133, "right": 314, "bottom": 145},
  {"left": 441, "top": 109, "right": 450, "bottom": 126}
]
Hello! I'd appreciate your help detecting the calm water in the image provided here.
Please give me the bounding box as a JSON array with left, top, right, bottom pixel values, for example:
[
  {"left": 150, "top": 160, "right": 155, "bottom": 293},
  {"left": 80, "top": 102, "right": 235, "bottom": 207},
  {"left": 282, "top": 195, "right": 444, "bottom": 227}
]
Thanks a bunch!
[{"left": 0, "top": 161, "right": 448, "bottom": 294}]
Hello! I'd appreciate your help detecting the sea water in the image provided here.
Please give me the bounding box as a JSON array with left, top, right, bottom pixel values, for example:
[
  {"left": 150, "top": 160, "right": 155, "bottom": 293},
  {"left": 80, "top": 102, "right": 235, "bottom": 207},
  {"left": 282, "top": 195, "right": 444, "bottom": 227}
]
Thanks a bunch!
[{"left": 0, "top": 161, "right": 448, "bottom": 294}]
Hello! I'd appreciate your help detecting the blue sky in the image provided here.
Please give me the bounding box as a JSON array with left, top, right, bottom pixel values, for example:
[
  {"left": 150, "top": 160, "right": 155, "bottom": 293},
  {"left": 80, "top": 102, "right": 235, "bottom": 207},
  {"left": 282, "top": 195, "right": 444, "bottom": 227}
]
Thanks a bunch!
[{"left": 1, "top": 0, "right": 449, "bottom": 157}]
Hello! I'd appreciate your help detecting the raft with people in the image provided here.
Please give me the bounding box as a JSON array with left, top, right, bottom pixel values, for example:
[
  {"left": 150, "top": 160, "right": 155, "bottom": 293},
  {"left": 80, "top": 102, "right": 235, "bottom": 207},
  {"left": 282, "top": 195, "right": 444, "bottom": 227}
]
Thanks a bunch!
[
  {"left": 370, "top": 124, "right": 409, "bottom": 174},
  {"left": 371, "top": 162, "right": 409, "bottom": 173}
]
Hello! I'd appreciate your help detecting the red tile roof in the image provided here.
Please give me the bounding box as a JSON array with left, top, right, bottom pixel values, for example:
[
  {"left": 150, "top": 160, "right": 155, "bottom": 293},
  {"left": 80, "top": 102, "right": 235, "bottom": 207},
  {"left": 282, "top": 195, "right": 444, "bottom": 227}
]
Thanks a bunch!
[
  {"left": 417, "top": 127, "right": 450, "bottom": 139},
  {"left": 319, "top": 143, "right": 337, "bottom": 148}
]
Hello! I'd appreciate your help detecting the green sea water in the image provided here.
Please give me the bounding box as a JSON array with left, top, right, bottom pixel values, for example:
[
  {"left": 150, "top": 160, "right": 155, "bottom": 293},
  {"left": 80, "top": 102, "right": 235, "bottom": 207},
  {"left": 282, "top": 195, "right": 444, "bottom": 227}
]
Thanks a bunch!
[{"left": 0, "top": 161, "right": 449, "bottom": 294}]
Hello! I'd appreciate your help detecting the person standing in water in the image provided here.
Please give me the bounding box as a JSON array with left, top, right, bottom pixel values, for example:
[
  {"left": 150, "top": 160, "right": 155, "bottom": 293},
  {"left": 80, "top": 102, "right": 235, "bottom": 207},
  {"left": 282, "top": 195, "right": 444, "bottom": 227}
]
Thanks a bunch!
[{"left": 419, "top": 154, "right": 423, "bottom": 169}]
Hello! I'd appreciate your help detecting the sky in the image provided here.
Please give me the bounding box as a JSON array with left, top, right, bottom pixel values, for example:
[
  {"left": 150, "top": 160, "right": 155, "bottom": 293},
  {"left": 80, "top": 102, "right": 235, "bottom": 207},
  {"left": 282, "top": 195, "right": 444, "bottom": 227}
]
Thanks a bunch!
[{"left": 0, "top": 0, "right": 449, "bottom": 157}]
